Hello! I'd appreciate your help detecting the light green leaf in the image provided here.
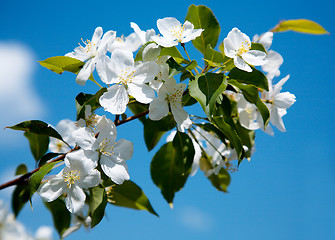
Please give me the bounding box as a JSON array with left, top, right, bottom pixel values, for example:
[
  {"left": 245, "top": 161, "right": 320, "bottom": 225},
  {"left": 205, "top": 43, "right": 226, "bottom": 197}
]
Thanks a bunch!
[
  {"left": 75, "top": 88, "right": 107, "bottom": 121},
  {"left": 204, "top": 44, "right": 224, "bottom": 68},
  {"left": 29, "top": 161, "right": 60, "bottom": 198},
  {"left": 185, "top": 4, "right": 221, "bottom": 54},
  {"left": 166, "top": 57, "right": 197, "bottom": 78},
  {"left": 150, "top": 132, "right": 194, "bottom": 205},
  {"left": 188, "top": 72, "right": 227, "bottom": 119},
  {"left": 272, "top": 19, "right": 329, "bottom": 35},
  {"left": 44, "top": 199, "right": 71, "bottom": 237},
  {"left": 38, "top": 152, "right": 61, "bottom": 167},
  {"left": 228, "top": 67, "right": 269, "bottom": 91},
  {"left": 106, "top": 180, "right": 158, "bottom": 216},
  {"left": 228, "top": 79, "right": 270, "bottom": 127},
  {"left": 251, "top": 43, "right": 267, "bottom": 52},
  {"left": 88, "top": 186, "right": 107, "bottom": 228},
  {"left": 24, "top": 132, "right": 49, "bottom": 161}
]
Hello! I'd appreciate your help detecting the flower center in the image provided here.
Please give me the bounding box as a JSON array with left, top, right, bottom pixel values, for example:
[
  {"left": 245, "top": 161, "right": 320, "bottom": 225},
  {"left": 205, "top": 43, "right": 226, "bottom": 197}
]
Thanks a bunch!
[
  {"left": 170, "top": 25, "right": 185, "bottom": 42},
  {"left": 86, "top": 113, "right": 98, "bottom": 129},
  {"left": 167, "top": 87, "right": 183, "bottom": 107},
  {"left": 63, "top": 170, "right": 80, "bottom": 188},
  {"left": 98, "top": 138, "right": 117, "bottom": 156},
  {"left": 78, "top": 38, "right": 98, "bottom": 57},
  {"left": 237, "top": 40, "right": 251, "bottom": 56},
  {"left": 118, "top": 67, "right": 136, "bottom": 86}
]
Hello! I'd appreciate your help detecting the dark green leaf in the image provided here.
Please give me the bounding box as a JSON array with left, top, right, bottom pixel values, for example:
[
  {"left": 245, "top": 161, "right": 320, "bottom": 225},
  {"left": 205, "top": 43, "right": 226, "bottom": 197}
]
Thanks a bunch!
[
  {"left": 107, "top": 180, "right": 158, "bottom": 216},
  {"left": 12, "top": 184, "right": 30, "bottom": 217},
  {"left": 144, "top": 115, "right": 176, "bottom": 151},
  {"left": 75, "top": 88, "right": 107, "bottom": 121},
  {"left": 204, "top": 44, "right": 224, "bottom": 67},
  {"left": 188, "top": 72, "right": 227, "bottom": 119},
  {"left": 24, "top": 132, "right": 49, "bottom": 161},
  {"left": 127, "top": 101, "right": 149, "bottom": 124},
  {"left": 15, "top": 164, "right": 28, "bottom": 175},
  {"left": 160, "top": 46, "right": 185, "bottom": 62},
  {"left": 7, "top": 120, "right": 64, "bottom": 142},
  {"left": 38, "top": 152, "right": 61, "bottom": 167},
  {"left": 208, "top": 168, "right": 230, "bottom": 192},
  {"left": 88, "top": 186, "right": 107, "bottom": 228},
  {"left": 185, "top": 4, "right": 221, "bottom": 54},
  {"left": 45, "top": 199, "right": 71, "bottom": 236},
  {"left": 180, "top": 71, "right": 192, "bottom": 82},
  {"left": 228, "top": 79, "right": 270, "bottom": 127},
  {"left": 29, "top": 161, "right": 60, "bottom": 198},
  {"left": 228, "top": 67, "right": 269, "bottom": 91},
  {"left": 182, "top": 91, "right": 197, "bottom": 106},
  {"left": 166, "top": 57, "right": 197, "bottom": 78},
  {"left": 150, "top": 132, "right": 194, "bottom": 205}
]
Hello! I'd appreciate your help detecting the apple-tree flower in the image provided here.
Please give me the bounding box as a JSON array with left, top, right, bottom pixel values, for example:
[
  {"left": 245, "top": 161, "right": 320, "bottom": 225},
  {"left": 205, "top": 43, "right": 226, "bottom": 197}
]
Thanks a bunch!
[
  {"left": 149, "top": 77, "right": 192, "bottom": 132},
  {"left": 261, "top": 74, "right": 296, "bottom": 134},
  {"left": 76, "top": 105, "right": 101, "bottom": 133},
  {"left": 152, "top": 17, "right": 204, "bottom": 47},
  {"left": 66, "top": 27, "right": 116, "bottom": 86},
  {"left": 99, "top": 49, "right": 157, "bottom": 114},
  {"left": 72, "top": 116, "right": 133, "bottom": 184},
  {"left": 236, "top": 93, "right": 262, "bottom": 130},
  {"left": 38, "top": 149, "right": 101, "bottom": 213},
  {"left": 224, "top": 27, "right": 267, "bottom": 72},
  {"left": 130, "top": 22, "right": 157, "bottom": 45}
]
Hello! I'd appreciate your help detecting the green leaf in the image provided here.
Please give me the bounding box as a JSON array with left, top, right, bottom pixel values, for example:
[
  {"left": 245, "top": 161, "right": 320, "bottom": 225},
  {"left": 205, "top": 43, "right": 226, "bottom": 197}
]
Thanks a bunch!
[
  {"left": 251, "top": 42, "right": 267, "bottom": 52},
  {"left": 45, "top": 199, "right": 71, "bottom": 237},
  {"left": 135, "top": 41, "right": 154, "bottom": 62},
  {"left": 185, "top": 4, "right": 221, "bottom": 54},
  {"left": 211, "top": 116, "right": 243, "bottom": 160},
  {"left": 208, "top": 168, "right": 230, "bottom": 192},
  {"left": 228, "top": 79, "right": 270, "bottom": 127},
  {"left": 144, "top": 115, "right": 176, "bottom": 151},
  {"left": 150, "top": 132, "right": 195, "bottom": 205},
  {"left": 166, "top": 57, "right": 197, "bottom": 78},
  {"left": 75, "top": 88, "right": 107, "bottom": 120},
  {"left": 38, "top": 152, "right": 61, "bottom": 167},
  {"left": 24, "top": 132, "right": 49, "bottom": 161},
  {"left": 29, "top": 161, "right": 60, "bottom": 198},
  {"left": 188, "top": 72, "right": 227, "bottom": 119},
  {"left": 204, "top": 44, "right": 224, "bottom": 67},
  {"left": 106, "top": 180, "right": 158, "bottom": 216},
  {"left": 88, "top": 186, "right": 108, "bottom": 228},
  {"left": 160, "top": 46, "right": 185, "bottom": 62},
  {"left": 7, "top": 120, "right": 64, "bottom": 142},
  {"left": 272, "top": 19, "right": 329, "bottom": 35},
  {"left": 228, "top": 67, "right": 269, "bottom": 91},
  {"left": 12, "top": 184, "right": 30, "bottom": 217},
  {"left": 15, "top": 164, "right": 28, "bottom": 175},
  {"left": 182, "top": 91, "right": 197, "bottom": 106},
  {"left": 39, "top": 56, "right": 95, "bottom": 81}
]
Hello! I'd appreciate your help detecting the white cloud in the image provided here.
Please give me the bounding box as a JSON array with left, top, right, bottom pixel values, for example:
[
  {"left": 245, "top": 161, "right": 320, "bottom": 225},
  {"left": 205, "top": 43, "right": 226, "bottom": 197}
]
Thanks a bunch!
[
  {"left": 177, "top": 206, "right": 214, "bottom": 232},
  {"left": 0, "top": 42, "right": 45, "bottom": 145}
]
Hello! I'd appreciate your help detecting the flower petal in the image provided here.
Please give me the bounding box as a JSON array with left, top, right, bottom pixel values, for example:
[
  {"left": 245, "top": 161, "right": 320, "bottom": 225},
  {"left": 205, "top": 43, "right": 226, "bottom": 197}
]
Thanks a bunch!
[
  {"left": 100, "top": 155, "right": 129, "bottom": 184},
  {"left": 234, "top": 56, "right": 252, "bottom": 72},
  {"left": 72, "top": 127, "right": 96, "bottom": 150},
  {"left": 128, "top": 82, "right": 155, "bottom": 104},
  {"left": 38, "top": 176, "right": 65, "bottom": 202},
  {"left": 157, "top": 17, "right": 181, "bottom": 39},
  {"left": 170, "top": 104, "right": 192, "bottom": 132},
  {"left": 65, "top": 185, "right": 86, "bottom": 213},
  {"left": 148, "top": 93, "right": 169, "bottom": 120},
  {"left": 242, "top": 50, "right": 267, "bottom": 66},
  {"left": 113, "top": 138, "right": 134, "bottom": 161},
  {"left": 99, "top": 85, "right": 129, "bottom": 114},
  {"left": 76, "top": 58, "right": 95, "bottom": 86}
]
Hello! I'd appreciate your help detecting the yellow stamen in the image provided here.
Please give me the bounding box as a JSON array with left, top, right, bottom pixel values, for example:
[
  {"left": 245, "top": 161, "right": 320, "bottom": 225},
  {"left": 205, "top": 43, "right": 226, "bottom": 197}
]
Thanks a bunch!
[{"left": 63, "top": 170, "right": 81, "bottom": 188}]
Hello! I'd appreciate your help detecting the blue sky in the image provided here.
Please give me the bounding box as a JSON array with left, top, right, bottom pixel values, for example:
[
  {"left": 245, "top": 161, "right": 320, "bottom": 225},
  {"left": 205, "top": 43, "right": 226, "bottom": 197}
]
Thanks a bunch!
[{"left": 1, "top": 0, "right": 335, "bottom": 239}]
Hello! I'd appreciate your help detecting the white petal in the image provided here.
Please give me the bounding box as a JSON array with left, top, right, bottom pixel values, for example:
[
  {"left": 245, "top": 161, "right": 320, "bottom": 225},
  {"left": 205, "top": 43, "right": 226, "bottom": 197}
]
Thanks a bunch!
[
  {"left": 38, "top": 177, "right": 65, "bottom": 202},
  {"left": 96, "top": 55, "right": 116, "bottom": 84},
  {"left": 100, "top": 156, "right": 129, "bottom": 184},
  {"left": 157, "top": 17, "right": 181, "bottom": 39},
  {"left": 65, "top": 149, "right": 98, "bottom": 171},
  {"left": 170, "top": 104, "right": 192, "bottom": 132},
  {"left": 109, "top": 49, "right": 134, "bottom": 75},
  {"left": 234, "top": 57, "right": 252, "bottom": 72},
  {"left": 76, "top": 58, "right": 95, "bottom": 86},
  {"left": 65, "top": 186, "right": 86, "bottom": 213},
  {"left": 99, "top": 85, "right": 129, "bottom": 114},
  {"left": 99, "top": 30, "right": 116, "bottom": 54},
  {"left": 79, "top": 169, "right": 101, "bottom": 189},
  {"left": 274, "top": 92, "right": 296, "bottom": 109},
  {"left": 270, "top": 108, "right": 286, "bottom": 132},
  {"left": 72, "top": 128, "right": 95, "bottom": 150},
  {"left": 151, "top": 35, "right": 177, "bottom": 48},
  {"left": 274, "top": 74, "right": 290, "bottom": 96},
  {"left": 227, "top": 28, "right": 250, "bottom": 50},
  {"left": 128, "top": 83, "right": 155, "bottom": 104},
  {"left": 113, "top": 138, "right": 134, "bottom": 161},
  {"left": 148, "top": 93, "right": 169, "bottom": 120},
  {"left": 91, "top": 27, "right": 103, "bottom": 45},
  {"left": 242, "top": 50, "right": 267, "bottom": 66},
  {"left": 223, "top": 37, "right": 237, "bottom": 58},
  {"left": 258, "top": 32, "right": 273, "bottom": 50}
]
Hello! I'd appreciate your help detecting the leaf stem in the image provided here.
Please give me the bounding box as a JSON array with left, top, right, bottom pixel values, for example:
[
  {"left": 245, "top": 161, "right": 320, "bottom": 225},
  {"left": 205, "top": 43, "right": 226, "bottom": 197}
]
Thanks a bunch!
[{"left": 181, "top": 43, "right": 199, "bottom": 74}]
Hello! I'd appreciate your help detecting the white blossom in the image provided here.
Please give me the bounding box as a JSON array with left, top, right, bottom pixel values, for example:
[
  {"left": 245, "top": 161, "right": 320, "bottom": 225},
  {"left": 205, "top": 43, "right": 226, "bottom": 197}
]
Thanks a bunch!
[
  {"left": 99, "top": 49, "right": 157, "bottom": 114},
  {"left": 236, "top": 93, "right": 262, "bottom": 130},
  {"left": 72, "top": 116, "right": 133, "bottom": 184},
  {"left": 224, "top": 27, "right": 267, "bottom": 72},
  {"left": 152, "top": 17, "right": 204, "bottom": 47},
  {"left": 49, "top": 119, "right": 78, "bottom": 153},
  {"left": 66, "top": 27, "right": 116, "bottom": 85},
  {"left": 149, "top": 77, "right": 192, "bottom": 132},
  {"left": 38, "top": 150, "right": 101, "bottom": 213}
]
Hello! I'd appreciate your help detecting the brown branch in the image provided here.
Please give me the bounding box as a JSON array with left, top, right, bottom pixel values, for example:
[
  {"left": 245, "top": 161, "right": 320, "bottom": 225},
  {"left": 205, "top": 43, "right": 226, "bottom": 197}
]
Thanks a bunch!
[{"left": 0, "top": 110, "right": 150, "bottom": 191}]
